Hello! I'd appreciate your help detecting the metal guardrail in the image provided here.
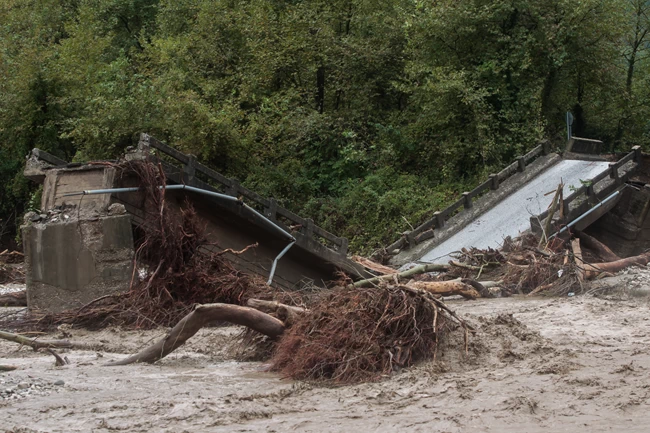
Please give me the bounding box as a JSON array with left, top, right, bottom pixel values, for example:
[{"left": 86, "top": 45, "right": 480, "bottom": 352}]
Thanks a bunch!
[
  {"left": 385, "top": 141, "right": 551, "bottom": 253},
  {"left": 139, "top": 134, "right": 349, "bottom": 257}
]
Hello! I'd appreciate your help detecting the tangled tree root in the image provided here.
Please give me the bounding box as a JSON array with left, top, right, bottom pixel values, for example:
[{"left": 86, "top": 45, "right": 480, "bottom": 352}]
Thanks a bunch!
[{"left": 269, "top": 284, "right": 473, "bottom": 383}]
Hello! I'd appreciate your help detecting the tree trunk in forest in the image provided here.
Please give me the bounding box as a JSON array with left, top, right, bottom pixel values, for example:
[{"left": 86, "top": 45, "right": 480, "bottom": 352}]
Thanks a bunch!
[{"left": 316, "top": 66, "right": 325, "bottom": 114}]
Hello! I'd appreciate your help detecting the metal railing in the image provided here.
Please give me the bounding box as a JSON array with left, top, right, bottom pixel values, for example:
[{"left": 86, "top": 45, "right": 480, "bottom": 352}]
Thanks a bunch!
[
  {"left": 139, "top": 134, "right": 349, "bottom": 257},
  {"left": 385, "top": 141, "right": 552, "bottom": 253}
]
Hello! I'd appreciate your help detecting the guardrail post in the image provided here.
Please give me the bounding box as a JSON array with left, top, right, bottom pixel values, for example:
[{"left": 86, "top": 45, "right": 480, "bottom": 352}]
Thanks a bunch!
[
  {"left": 462, "top": 192, "right": 473, "bottom": 209},
  {"left": 304, "top": 218, "right": 314, "bottom": 239},
  {"left": 489, "top": 173, "right": 499, "bottom": 190},
  {"left": 404, "top": 231, "right": 415, "bottom": 247},
  {"left": 633, "top": 145, "right": 642, "bottom": 162},
  {"left": 434, "top": 211, "right": 445, "bottom": 229},
  {"left": 265, "top": 198, "right": 278, "bottom": 221},
  {"left": 608, "top": 162, "right": 619, "bottom": 181},
  {"left": 541, "top": 141, "right": 550, "bottom": 155},
  {"left": 339, "top": 237, "right": 348, "bottom": 256},
  {"left": 226, "top": 179, "right": 240, "bottom": 197},
  {"left": 183, "top": 155, "right": 196, "bottom": 183},
  {"left": 586, "top": 183, "right": 596, "bottom": 204},
  {"left": 517, "top": 156, "right": 526, "bottom": 172}
]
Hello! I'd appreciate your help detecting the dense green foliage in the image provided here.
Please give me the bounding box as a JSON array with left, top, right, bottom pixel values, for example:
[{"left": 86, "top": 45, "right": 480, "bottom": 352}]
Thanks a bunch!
[{"left": 1, "top": 0, "right": 649, "bottom": 253}]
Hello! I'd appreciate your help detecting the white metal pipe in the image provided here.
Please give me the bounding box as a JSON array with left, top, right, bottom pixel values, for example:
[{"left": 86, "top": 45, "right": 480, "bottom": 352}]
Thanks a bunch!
[
  {"left": 267, "top": 240, "right": 296, "bottom": 285},
  {"left": 62, "top": 184, "right": 298, "bottom": 284}
]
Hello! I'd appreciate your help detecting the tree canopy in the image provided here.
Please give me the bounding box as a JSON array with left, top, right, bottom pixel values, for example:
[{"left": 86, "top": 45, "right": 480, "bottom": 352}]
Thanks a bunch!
[{"left": 1, "top": 0, "right": 648, "bottom": 253}]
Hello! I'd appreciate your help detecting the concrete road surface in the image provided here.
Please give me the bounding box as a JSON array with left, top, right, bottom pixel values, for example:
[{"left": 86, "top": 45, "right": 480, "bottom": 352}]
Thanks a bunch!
[{"left": 420, "top": 160, "right": 611, "bottom": 262}]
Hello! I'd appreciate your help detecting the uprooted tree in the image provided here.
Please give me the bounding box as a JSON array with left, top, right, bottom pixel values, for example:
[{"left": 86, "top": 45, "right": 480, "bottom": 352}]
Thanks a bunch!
[{"left": 0, "top": 159, "right": 476, "bottom": 384}]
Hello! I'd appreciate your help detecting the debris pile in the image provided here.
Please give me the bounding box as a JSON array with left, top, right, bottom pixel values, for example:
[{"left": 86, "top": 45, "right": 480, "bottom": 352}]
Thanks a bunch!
[{"left": 269, "top": 284, "right": 472, "bottom": 383}]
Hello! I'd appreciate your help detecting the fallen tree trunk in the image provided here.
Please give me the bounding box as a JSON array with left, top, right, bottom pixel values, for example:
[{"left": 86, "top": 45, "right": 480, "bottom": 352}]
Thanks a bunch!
[
  {"left": 407, "top": 281, "right": 481, "bottom": 300},
  {"left": 351, "top": 263, "right": 449, "bottom": 288},
  {"left": 107, "top": 303, "right": 285, "bottom": 366},
  {"left": 583, "top": 252, "right": 650, "bottom": 280},
  {"left": 575, "top": 231, "right": 620, "bottom": 262},
  {"left": 0, "top": 290, "right": 26, "bottom": 307},
  {"left": 245, "top": 299, "right": 307, "bottom": 326},
  {"left": 351, "top": 255, "right": 397, "bottom": 275}
]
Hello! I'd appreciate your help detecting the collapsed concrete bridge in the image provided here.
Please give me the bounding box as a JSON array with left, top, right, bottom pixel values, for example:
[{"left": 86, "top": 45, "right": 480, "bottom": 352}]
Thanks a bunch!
[
  {"left": 21, "top": 133, "right": 647, "bottom": 312},
  {"left": 387, "top": 139, "right": 646, "bottom": 267},
  {"left": 22, "top": 134, "right": 371, "bottom": 312}
]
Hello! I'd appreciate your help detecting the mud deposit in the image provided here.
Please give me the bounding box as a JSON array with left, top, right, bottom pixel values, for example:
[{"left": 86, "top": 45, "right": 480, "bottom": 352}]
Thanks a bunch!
[{"left": 1, "top": 295, "right": 650, "bottom": 432}]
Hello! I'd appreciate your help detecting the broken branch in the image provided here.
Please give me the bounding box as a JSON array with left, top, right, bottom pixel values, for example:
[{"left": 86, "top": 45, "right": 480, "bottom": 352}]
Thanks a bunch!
[
  {"left": 0, "top": 330, "right": 102, "bottom": 351},
  {"left": 406, "top": 281, "right": 481, "bottom": 300},
  {"left": 351, "top": 263, "right": 449, "bottom": 288}
]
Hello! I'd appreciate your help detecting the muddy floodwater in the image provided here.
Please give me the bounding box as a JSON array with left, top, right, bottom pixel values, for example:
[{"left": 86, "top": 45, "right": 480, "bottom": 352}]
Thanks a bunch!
[{"left": 2, "top": 294, "right": 650, "bottom": 432}]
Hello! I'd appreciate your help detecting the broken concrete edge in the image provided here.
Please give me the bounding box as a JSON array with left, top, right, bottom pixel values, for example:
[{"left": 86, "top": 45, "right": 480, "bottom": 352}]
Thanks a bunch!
[
  {"left": 390, "top": 153, "right": 562, "bottom": 267},
  {"left": 23, "top": 149, "right": 68, "bottom": 183}
]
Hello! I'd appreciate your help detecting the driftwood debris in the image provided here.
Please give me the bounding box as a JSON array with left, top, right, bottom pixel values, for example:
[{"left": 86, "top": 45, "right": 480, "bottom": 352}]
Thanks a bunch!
[
  {"left": 406, "top": 281, "right": 481, "bottom": 300},
  {"left": 351, "top": 263, "right": 449, "bottom": 288},
  {"left": 0, "top": 330, "right": 101, "bottom": 351},
  {"left": 107, "top": 303, "right": 285, "bottom": 366},
  {"left": 571, "top": 238, "right": 585, "bottom": 283},
  {"left": 0, "top": 250, "right": 24, "bottom": 264},
  {"left": 539, "top": 183, "right": 563, "bottom": 247},
  {"left": 582, "top": 252, "right": 650, "bottom": 280},
  {"left": 0, "top": 290, "right": 26, "bottom": 307},
  {"left": 351, "top": 255, "right": 397, "bottom": 275},
  {"left": 575, "top": 230, "right": 621, "bottom": 262},
  {"left": 0, "top": 365, "right": 17, "bottom": 371},
  {"left": 245, "top": 299, "right": 307, "bottom": 326}
]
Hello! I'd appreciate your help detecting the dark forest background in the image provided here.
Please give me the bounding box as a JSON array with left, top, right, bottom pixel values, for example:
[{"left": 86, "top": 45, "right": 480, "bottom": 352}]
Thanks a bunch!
[{"left": 2, "top": 0, "right": 649, "bottom": 253}]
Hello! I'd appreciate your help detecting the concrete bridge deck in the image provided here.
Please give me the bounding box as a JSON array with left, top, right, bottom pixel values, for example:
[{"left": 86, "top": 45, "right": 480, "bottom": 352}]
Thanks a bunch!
[
  {"left": 421, "top": 159, "right": 610, "bottom": 262},
  {"left": 390, "top": 144, "right": 642, "bottom": 267}
]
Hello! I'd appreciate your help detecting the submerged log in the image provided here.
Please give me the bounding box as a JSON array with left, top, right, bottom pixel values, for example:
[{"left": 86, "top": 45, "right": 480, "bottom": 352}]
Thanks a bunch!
[{"left": 0, "top": 330, "right": 101, "bottom": 351}]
